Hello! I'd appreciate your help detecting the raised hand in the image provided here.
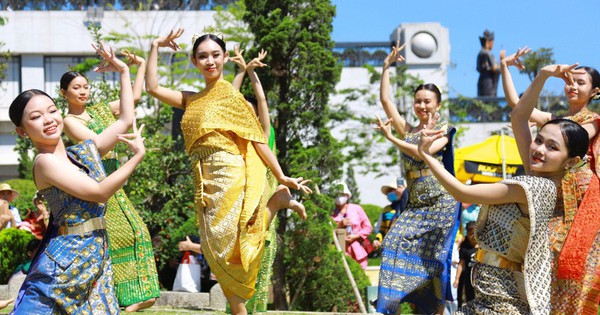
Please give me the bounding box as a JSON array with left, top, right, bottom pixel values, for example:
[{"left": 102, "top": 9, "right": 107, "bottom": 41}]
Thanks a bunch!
[
  {"left": 280, "top": 176, "right": 313, "bottom": 194},
  {"left": 246, "top": 49, "right": 268, "bottom": 71},
  {"left": 154, "top": 28, "right": 183, "bottom": 51},
  {"left": 421, "top": 112, "right": 440, "bottom": 132},
  {"left": 229, "top": 45, "right": 247, "bottom": 71},
  {"left": 374, "top": 114, "right": 394, "bottom": 138},
  {"left": 117, "top": 117, "right": 146, "bottom": 156},
  {"left": 92, "top": 42, "right": 128, "bottom": 73},
  {"left": 540, "top": 63, "right": 586, "bottom": 86},
  {"left": 122, "top": 49, "right": 145, "bottom": 66},
  {"left": 503, "top": 46, "right": 531, "bottom": 70},
  {"left": 383, "top": 41, "right": 406, "bottom": 69},
  {"left": 418, "top": 128, "right": 445, "bottom": 156}
]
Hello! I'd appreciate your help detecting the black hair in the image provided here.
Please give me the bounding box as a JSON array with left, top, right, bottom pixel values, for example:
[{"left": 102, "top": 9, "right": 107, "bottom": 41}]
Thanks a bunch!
[
  {"left": 244, "top": 95, "right": 258, "bottom": 114},
  {"left": 414, "top": 83, "right": 442, "bottom": 103},
  {"left": 542, "top": 118, "right": 589, "bottom": 159},
  {"left": 9, "top": 89, "right": 54, "bottom": 127},
  {"left": 192, "top": 34, "right": 226, "bottom": 57},
  {"left": 59, "top": 71, "right": 86, "bottom": 90},
  {"left": 574, "top": 66, "right": 600, "bottom": 104},
  {"left": 466, "top": 221, "right": 476, "bottom": 231}
]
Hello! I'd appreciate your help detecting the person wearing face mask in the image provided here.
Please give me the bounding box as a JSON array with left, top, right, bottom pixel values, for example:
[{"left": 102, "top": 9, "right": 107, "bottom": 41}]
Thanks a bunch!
[
  {"left": 372, "top": 179, "right": 407, "bottom": 253},
  {"left": 331, "top": 181, "right": 373, "bottom": 270}
]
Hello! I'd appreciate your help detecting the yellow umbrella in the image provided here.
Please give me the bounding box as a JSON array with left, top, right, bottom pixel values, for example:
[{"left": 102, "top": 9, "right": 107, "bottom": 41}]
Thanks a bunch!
[{"left": 455, "top": 134, "right": 525, "bottom": 183}]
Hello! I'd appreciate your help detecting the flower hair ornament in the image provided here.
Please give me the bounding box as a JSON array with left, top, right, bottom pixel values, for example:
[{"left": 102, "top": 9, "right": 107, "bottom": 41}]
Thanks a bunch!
[
  {"left": 191, "top": 31, "right": 224, "bottom": 45},
  {"left": 569, "top": 154, "right": 588, "bottom": 172}
]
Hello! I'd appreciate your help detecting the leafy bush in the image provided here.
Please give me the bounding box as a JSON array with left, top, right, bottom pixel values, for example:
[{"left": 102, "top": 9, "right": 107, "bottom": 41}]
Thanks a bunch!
[
  {"left": 288, "top": 248, "right": 370, "bottom": 312},
  {"left": 4, "top": 179, "right": 37, "bottom": 218},
  {"left": 0, "top": 228, "right": 35, "bottom": 284}
]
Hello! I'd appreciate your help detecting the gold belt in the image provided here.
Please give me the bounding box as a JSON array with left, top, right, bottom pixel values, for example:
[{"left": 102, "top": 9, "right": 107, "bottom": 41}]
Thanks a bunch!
[
  {"left": 57, "top": 217, "right": 106, "bottom": 236},
  {"left": 407, "top": 168, "right": 432, "bottom": 179},
  {"left": 103, "top": 151, "right": 117, "bottom": 160},
  {"left": 475, "top": 249, "right": 522, "bottom": 272}
]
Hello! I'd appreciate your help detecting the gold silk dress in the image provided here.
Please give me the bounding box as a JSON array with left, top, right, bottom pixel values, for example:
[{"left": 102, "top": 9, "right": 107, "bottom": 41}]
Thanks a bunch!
[
  {"left": 181, "top": 79, "right": 270, "bottom": 300},
  {"left": 456, "top": 176, "right": 556, "bottom": 315}
]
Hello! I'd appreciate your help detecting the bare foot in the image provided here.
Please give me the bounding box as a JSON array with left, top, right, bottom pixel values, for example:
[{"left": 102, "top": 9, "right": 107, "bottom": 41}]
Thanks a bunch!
[
  {"left": 268, "top": 185, "right": 307, "bottom": 220},
  {"left": 124, "top": 298, "right": 156, "bottom": 312},
  {"left": 0, "top": 298, "right": 14, "bottom": 310}
]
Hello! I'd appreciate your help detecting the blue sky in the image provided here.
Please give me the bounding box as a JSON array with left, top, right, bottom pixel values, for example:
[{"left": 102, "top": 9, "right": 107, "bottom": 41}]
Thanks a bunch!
[{"left": 331, "top": 0, "right": 600, "bottom": 98}]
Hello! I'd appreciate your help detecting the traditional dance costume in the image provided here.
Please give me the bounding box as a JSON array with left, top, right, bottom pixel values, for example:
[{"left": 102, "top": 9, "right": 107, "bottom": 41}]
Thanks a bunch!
[
  {"left": 182, "top": 79, "right": 270, "bottom": 300},
  {"left": 11, "top": 140, "right": 119, "bottom": 315},
  {"left": 376, "top": 122, "right": 460, "bottom": 314},
  {"left": 456, "top": 176, "right": 556, "bottom": 315},
  {"left": 551, "top": 108, "right": 600, "bottom": 314}
]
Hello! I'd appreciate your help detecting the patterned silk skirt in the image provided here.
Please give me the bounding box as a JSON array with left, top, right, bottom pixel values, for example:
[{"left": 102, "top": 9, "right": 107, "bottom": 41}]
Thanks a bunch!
[
  {"left": 104, "top": 188, "right": 160, "bottom": 306},
  {"left": 11, "top": 230, "right": 119, "bottom": 315},
  {"left": 376, "top": 175, "right": 460, "bottom": 314},
  {"left": 194, "top": 150, "right": 270, "bottom": 300},
  {"left": 456, "top": 263, "right": 529, "bottom": 315}
]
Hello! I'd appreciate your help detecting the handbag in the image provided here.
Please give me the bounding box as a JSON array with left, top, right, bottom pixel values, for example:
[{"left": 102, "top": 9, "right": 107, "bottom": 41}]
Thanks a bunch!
[
  {"left": 172, "top": 251, "right": 202, "bottom": 293},
  {"left": 359, "top": 237, "right": 374, "bottom": 254}
]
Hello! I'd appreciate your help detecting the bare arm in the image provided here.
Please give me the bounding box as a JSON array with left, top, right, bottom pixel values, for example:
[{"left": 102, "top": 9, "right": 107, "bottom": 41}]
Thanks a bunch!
[
  {"left": 454, "top": 259, "right": 465, "bottom": 288},
  {"left": 418, "top": 128, "right": 528, "bottom": 207},
  {"left": 35, "top": 123, "right": 146, "bottom": 203},
  {"left": 380, "top": 43, "right": 410, "bottom": 137},
  {"left": 108, "top": 50, "right": 147, "bottom": 114},
  {"left": 178, "top": 236, "right": 203, "bottom": 254},
  {"left": 247, "top": 50, "right": 270, "bottom": 138},
  {"left": 375, "top": 115, "right": 448, "bottom": 160},
  {"left": 230, "top": 46, "right": 246, "bottom": 90},
  {"left": 145, "top": 29, "right": 192, "bottom": 110},
  {"left": 88, "top": 43, "right": 135, "bottom": 156}
]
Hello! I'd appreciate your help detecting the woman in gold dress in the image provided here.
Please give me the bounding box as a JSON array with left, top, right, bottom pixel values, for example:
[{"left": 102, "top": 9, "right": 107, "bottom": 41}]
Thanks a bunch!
[{"left": 145, "top": 29, "right": 311, "bottom": 315}]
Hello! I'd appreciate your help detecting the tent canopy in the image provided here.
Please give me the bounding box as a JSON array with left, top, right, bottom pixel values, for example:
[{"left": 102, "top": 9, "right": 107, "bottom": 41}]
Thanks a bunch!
[{"left": 455, "top": 135, "right": 525, "bottom": 183}]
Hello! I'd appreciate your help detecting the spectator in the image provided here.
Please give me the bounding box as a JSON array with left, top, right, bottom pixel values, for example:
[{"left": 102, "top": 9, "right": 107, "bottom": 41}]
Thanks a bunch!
[
  {"left": 459, "top": 202, "right": 480, "bottom": 236},
  {"left": 453, "top": 221, "right": 478, "bottom": 307},
  {"left": 331, "top": 180, "right": 373, "bottom": 269},
  {"left": 0, "top": 183, "right": 21, "bottom": 228},
  {"left": 476, "top": 29, "right": 505, "bottom": 97},
  {"left": 177, "top": 235, "right": 217, "bottom": 292},
  {"left": 373, "top": 178, "right": 407, "bottom": 253},
  {"left": 18, "top": 192, "right": 49, "bottom": 239}
]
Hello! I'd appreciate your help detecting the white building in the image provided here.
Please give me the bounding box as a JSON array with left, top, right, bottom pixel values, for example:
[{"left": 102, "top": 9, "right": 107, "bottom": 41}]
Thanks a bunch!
[{"left": 0, "top": 10, "right": 505, "bottom": 207}]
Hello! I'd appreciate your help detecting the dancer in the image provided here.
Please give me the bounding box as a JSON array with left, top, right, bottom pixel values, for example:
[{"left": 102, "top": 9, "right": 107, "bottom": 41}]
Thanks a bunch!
[
  {"left": 503, "top": 53, "right": 600, "bottom": 313},
  {"left": 416, "top": 118, "right": 585, "bottom": 313},
  {"left": 146, "top": 29, "right": 311, "bottom": 315},
  {"left": 8, "top": 42, "right": 145, "bottom": 314},
  {"left": 60, "top": 51, "right": 159, "bottom": 312},
  {"left": 410, "top": 63, "right": 589, "bottom": 314},
  {"left": 374, "top": 43, "right": 459, "bottom": 314}
]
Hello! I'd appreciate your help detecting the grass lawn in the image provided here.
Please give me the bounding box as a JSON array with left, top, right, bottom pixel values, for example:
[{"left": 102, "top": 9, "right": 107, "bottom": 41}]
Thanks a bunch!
[{"left": 0, "top": 306, "right": 225, "bottom": 314}]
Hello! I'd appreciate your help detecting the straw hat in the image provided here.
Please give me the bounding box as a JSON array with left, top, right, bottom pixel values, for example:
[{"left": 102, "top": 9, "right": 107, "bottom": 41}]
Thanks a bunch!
[
  {"left": 380, "top": 179, "right": 398, "bottom": 195},
  {"left": 381, "top": 178, "right": 407, "bottom": 195},
  {"left": 0, "top": 183, "right": 19, "bottom": 202}
]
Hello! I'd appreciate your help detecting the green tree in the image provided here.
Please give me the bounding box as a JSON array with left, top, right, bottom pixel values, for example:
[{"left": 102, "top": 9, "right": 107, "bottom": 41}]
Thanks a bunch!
[
  {"left": 520, "top": 47, "right": 555, "bottom": 82},
  {"left": 241, "top": 0, "right": 370, "bottom": 310}
]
